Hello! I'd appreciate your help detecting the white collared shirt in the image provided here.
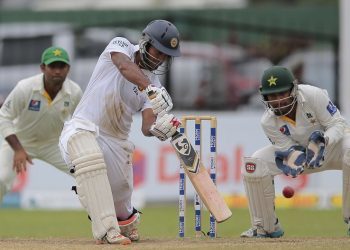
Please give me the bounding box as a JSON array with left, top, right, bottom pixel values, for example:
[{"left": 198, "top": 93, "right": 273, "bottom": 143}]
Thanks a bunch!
[
  {"left": 261, "top": 84, "right": 347, "bottom": 151},
  {"left": 0, "top": 73, "right": 82, "bottom": 145}
]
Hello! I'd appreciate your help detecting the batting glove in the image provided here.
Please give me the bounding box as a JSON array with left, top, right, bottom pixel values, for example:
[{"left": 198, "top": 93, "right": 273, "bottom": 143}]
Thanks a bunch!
[
  {"left": 150, "top": 113, "right": 181, "bottom": 141},
  {"left": 275, "top": 145, "right": 306, "bottom": 178},
  {"left": 306, "top": 130, "right": 326, "bottom": 168},
  {"left": 146, "top": 85, "right": 173, "bottom": 117}
]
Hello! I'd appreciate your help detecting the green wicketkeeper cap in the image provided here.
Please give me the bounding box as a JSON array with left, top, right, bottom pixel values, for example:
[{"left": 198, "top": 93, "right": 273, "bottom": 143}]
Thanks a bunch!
[{"left": 41, "top": 46, "right": 70, "bottom": 65}]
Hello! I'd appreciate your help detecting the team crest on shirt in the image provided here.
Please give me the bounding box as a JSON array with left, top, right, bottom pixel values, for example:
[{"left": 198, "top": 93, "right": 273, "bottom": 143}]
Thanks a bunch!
[
  {"left": 326, "top": 101, "right": 337, "bottom": 116},
  {"left": 28, "top": 99, "right": 41, "bottom": 111},
  {"left": 245, "top": 162, "right": 256, "bottom": 173},
  {"left": 279, "top": 124, "right": 290, "bottom": 136}
]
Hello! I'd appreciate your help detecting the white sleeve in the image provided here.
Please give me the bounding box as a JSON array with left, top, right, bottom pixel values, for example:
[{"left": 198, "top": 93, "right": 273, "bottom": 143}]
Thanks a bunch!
[
  {"left": 311, "top": 88, "right": 346, "bottom": 146},
  {"left": 141, "top": 99, "right": 152, "bottom": 112},
  {"left": 104, "top": 37, "right": 134, "bottom": 59},
  {"left": 0, "top": 83, "right": 27, "bottom": 138}
]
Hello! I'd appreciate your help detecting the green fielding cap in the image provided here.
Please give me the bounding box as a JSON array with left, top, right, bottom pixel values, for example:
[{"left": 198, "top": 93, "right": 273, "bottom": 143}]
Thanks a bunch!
[{"left": 41, "top": 46, "right": 70, "bottom": 65}]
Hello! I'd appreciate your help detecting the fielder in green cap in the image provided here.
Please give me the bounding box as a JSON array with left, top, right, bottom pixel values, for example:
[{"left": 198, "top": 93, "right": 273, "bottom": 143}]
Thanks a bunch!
[
  {"left": 240, "top": 65, "right": 350, "bottom": 238},
  {"left": 0, "top": 45, "right": 82, "bottom": 212},
  {"left": 41, "top": 46, "right": 70, "bottom": 65}
]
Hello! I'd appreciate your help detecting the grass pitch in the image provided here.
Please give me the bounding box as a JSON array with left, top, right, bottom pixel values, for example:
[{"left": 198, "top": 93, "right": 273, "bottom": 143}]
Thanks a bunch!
[{"left": 0, "top": 205, "right": 349, "bottom": 249}]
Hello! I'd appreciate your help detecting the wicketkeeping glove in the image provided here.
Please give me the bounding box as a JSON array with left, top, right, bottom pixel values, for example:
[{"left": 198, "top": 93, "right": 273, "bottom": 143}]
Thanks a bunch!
[
  {"left": 275, "top": 145, "right": 306, "bottom": 178},
  {"left": 146, "top": 85, "right": 173, "bottom": 117},
  {"left": 306, "top": 130, "right": 326, "bottom": 168},
  {"left": 149, "top": 114, "right": 181, "bottom": 141}
]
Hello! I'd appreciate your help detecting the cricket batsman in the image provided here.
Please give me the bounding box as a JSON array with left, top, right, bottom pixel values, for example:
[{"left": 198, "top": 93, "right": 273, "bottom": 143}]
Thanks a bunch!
[
  {"left": 241, "top": 66, "right": 350, "bottom": 237},
  {"left": 59, "top": 20, "right": 182, "bottom": 244}
]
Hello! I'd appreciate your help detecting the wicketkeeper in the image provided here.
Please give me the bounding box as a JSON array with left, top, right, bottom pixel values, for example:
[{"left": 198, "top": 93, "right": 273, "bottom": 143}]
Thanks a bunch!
[
  {"left": 241, "top": 66, "right": 350, "bottom": 238},
  {"left": 59, "top": 20, "right": 181, "bottom": 245}
]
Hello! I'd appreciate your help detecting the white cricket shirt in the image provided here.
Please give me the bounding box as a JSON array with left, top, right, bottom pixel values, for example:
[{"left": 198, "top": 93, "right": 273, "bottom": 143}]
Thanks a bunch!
[
  {"left": 72, "top": 37, "right": 160, "bottom": 140},
  {"left": 0, "top": 73, "right": 82, "bottom": 144},
  {"left": 261, "top": 84, "right": 347, "bottom": 151}
]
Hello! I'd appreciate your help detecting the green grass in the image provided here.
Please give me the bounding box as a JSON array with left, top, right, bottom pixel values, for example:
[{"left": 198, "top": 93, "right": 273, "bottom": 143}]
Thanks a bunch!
[{"left": 0, "top": 204, "right": 347, "bottom": 238}]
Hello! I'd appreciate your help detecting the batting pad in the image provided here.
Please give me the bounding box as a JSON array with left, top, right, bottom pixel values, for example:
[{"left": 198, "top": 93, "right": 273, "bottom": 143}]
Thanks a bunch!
[
  {"left": 67, "top": 131, "right": 118, "bottom": 240},
  {"left": 243, "top": 157, "right": 277, "bottom": 233}
]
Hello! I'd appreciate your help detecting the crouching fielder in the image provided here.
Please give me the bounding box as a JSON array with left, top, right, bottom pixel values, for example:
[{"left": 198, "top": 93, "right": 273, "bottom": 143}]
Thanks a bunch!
[
  {"left": 59, "top": 19, "right": 181, "bottom": 245},
  {"left": 241, "top": 66, "right": 350, "bottom": 238}
]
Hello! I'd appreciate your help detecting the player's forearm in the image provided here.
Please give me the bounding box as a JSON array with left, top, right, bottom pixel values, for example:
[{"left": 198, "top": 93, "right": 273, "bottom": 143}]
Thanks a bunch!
[
  {"left": 141, "top": 108, "right": 156, "bottom": 136},
  {"left": 111, "top": 52, "right": 151, "bottom": 89},
  {"left": 5, "top": 134, "right": 25, "bottom": 152},
  {"left": 119, "top": 61, "right": 151, "bottom": 90}
]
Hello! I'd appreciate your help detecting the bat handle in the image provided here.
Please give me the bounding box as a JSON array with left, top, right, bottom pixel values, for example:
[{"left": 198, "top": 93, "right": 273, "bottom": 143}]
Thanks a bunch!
[
  {"left": 145, "top": 85, "right": 157, "bottom": 100},
  {"left": 147, "top": 90, "right": 156, "bottom": 100},
  {"left": 171, "top": 130, "right": 180, "bottom": 140}
]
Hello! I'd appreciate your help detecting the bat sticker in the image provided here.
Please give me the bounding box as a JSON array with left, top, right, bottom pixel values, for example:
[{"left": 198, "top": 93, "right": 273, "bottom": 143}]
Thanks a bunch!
[{"left": 172, "top": 133, "right": 200, "bottom": 173}]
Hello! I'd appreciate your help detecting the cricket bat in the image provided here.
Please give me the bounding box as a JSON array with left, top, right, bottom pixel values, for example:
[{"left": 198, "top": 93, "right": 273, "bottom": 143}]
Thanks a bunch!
[{"left": 171, "top": 131, "right": 232, "bottom": 223}]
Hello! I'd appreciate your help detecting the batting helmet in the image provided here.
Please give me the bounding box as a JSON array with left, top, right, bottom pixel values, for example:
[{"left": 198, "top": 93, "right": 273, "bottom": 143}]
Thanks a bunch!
[
  {"left": 141, "top": 20, "right": 180, "bottom": 57},
  {"left": 139, "top": 20, "right": 181, "bottom": 73}
]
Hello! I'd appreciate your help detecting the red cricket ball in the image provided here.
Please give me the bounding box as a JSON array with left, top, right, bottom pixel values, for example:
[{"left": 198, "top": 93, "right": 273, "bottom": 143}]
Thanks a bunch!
[{"left": 282, "top": 186, "right": 295, "bottom": 198}]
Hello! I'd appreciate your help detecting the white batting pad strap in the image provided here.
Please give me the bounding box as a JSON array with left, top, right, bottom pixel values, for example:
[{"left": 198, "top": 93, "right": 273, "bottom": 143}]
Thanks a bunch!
[
  {"left": 67, "top": 131, "right": 119, "bottom": 240},
  {"left": 243, "top": 157, "right": 277, "bottom": 233}
]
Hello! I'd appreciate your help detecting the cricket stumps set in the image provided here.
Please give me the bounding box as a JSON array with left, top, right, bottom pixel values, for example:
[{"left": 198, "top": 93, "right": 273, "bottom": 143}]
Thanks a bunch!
[{"left": 175, "top": 116, "right": 232, "bottom": 238}]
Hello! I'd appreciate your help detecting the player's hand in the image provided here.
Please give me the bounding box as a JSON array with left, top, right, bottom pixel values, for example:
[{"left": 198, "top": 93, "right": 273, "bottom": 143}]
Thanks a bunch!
[
  {"left": 306, "top": 130, "right": 326, "bottom": 168},
  {"left": 146, "top": 85, "right": 173, "bottom": 117},
  {"left": 150, "top": 114, "right": 181, "bottom": 141},
  {"left": 13, "top": 149, "right": 32, "bottom": 174},
  {"left": 275, "top": 145, "right": 306, "bottom": 178}
]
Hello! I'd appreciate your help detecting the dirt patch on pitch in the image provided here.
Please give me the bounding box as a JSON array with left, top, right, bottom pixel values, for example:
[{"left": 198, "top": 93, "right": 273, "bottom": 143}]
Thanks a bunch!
[{"left": 1, "top": 237, "right": 350, "bottom": 250}]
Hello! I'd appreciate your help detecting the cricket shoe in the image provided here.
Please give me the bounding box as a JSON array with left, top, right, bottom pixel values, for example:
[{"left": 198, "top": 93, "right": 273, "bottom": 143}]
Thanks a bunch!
[
  {"left": 256, "top": 228, "right": 284, "bottom": 238},
  {"left": 119, "top": 208, "right": 141, "bottom": 242},
  {"left": 95, "top": 229, "right": 131, "bottom": 245},
  {"left": 240, "top": 225, "right": 284, "bottom": 238},
  {"left": 122, "top": 227, "right": 140, "bottom": 242},
  {"left": 240, "top": 228, "right": 257, "bottom": 238}
]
